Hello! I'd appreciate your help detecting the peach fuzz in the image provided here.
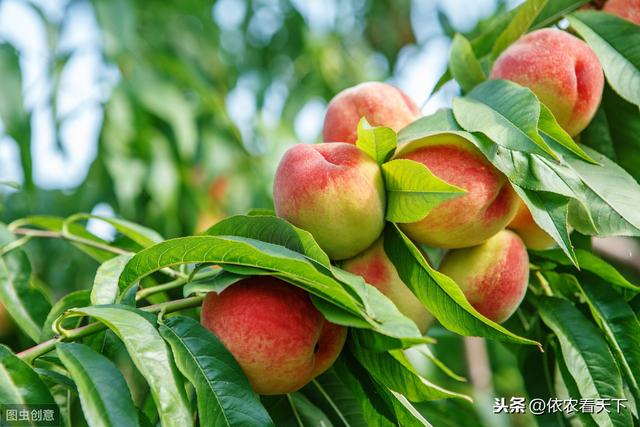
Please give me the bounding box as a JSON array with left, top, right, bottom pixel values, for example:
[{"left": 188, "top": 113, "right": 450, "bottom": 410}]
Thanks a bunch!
[
  {"left": 490, "top": 28, "right": 604, "bottom": 136},
  {"left": 200, "top": 277, "right": 347, "bottom": 395},
  {"left": 603, "top": 0, "right": 640, "bottom": 24},
  {"left": 323, "top": 81, "right": 421, "bottom": 144},
  {"left": 508, "top": 199, "right": 556, "bottom": 250},
  {"left": 342, "top": 237, "right": 433, "bottom": 334},
  {"left": 273, "top": 142, "right": 385, "bottom": 260},
  {"left": 394, "top": 134, "right": 519, "bottom": 249},
  {"left": 439, "top": 230, "right": 529, "bottom": 323}
]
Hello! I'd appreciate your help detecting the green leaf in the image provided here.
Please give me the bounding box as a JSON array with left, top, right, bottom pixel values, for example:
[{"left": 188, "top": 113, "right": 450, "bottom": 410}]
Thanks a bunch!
[
  {"left": 329, "top": 268, "right": 432, "bottom": 349},
  {"left": 203, "top": 214, "right": 330, "bottom": 268},
  {"left": 9, "top": 215, "right": 114, "bottom": 262},
  {"left": 0, "top": 43, "right": 32, "bottom": 188},
  {"left": 577, "top": 277, "right": 640, "bottom": 403},
  {"left": 159, "top": 316, "right": 273, "bottom": 427},
  {"left": 261, "top": 394, "right": 333, "bottom": 427},
  {"left": 56, "top": 342, "right": 139, "bottom": 427},
  {"left": 131, "top": 69, "right": 197, "bottom": 160},
  {"left": 350, "top": 343, "right": 471, "bottom": 402},
  {"left": 0, "top": 345, "right": 56, "bottom": 409},
  {"left": 405, "top": 345, "right": 467, "bottom": 383},
  {"left": 334, "top": 350, "right": 430, "bottom": 426},
  {"left": 599, "top": 85, "right": 640, "bottom": 183},
  {"left": 431, "top": 69, "right": 452, "bottom": 95},
  {"left": 538, "top": 103, "right": 597, "bottom": 164},
  {"left": 567, "top": 147, "right": 640, "bottom": 236},
  {"left": 0, "top": 235, "right": 50, "bottom": 342},
  {"left": 533, "top": 248, "right": 640, "bottom": 292},
  {"left": 120, "top": 235, "right": 358, "bottom": 314},
  {"left": 448, "top": 34, "right": 486, "bottom": 92},
  {"left": 580, "top": 105, "right": 617, "bottom": 161},
  {"left": 538, "top": 296, "right": 633, "bottom": 427},
  {"left": 65, "top": 214, "right": 164, "bottom": 248},
  {"left": 355, "top": 118, "right": 397, "bottom": 164},
  {"left": 513, "top": 186, "right": 577, "bottom": 266},
  {"left": 531, "top": 0, "right": 589, "bottom": 29},
  {"left": 41, "top": 290, "right": 91, "bottom": 341},
  {"left": 119, "top": 236, "right": 426, "bottom": 345},
  {"left": 386, "top": 390, "right": 433, "bottom": 427},
  {"left": 554, "top": 347, "right": 599, "bottom": 427},
  {"left": 452, "top": 80, "right": 557, "bottom": 159},
  {"left": 490, "top": 0, "right": 548, "bottom": 60},
  {"left": 381, "top": 159, "right": 466, "bottom": 223},
  {"left": 384, "top": 224, "right": 541, "bottom": 348},
  {"left": 568, "top": 11, "right": 640, "bottom": 107},
  {"left": 301, "top": 371, "right": 368, "bottom": 427},
  {"left": 470, "top": 8, "right": 520, "bottom": 58},
  {"left": 91, "top": 254, "right": 134, "bottom": 305},
  {"left": 183, "top": 269, "right": 245, "bottom": 297},
  {"left": 61, "top": 305, "right": 193, "bottom": 427}
]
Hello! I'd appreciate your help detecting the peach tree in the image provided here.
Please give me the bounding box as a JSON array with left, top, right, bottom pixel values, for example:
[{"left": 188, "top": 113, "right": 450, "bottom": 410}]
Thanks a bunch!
[{"left": 1, "top": 1, "right": 640, "bottom": 426}]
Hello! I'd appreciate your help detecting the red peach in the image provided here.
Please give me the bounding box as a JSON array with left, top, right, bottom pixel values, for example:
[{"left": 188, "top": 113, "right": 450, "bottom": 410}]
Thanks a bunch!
[
  {"left": 490, "top": 28, "right": 604, "bottom": 136},
  {"left": 508, "top": 199, "right": 556, "bottom": 250},
  {"left": 273, "top": 142, "right": 386, "bottom": 260},
  {"left": 200, "top": 277, "right": 347, "bottom": 395},
  {"left": 342, "top": 237, "right": 433, "bottom": 334},
  {"left": 323, "top": 82, "right": 421, "bottom": 144},
  {"left": 604, "top": 0, "right": 640, "bottom": 24},
  {"left": 438, "top": 230, "right": 530, "bottom": 323},
  {"left": 395, "top": 134, "right": 519, "bottom": 248}
]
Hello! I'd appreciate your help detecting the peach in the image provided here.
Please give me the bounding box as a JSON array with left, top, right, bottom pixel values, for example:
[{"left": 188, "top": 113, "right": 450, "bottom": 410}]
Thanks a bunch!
[
  {"left": 603, "top": 0, "right": 640, "bottom": 24},
  {"left": 322, "top": 81, "right": 421, "bottom": 144},
  {"left": 394, "top": 134, "right": 519, "bottom": 248},
  {"left": 200, "top": 277, "right": 347, "bottom": 395},
  {"left": 508, "top": 199, "right": 556, "bottom": 250},
  {"left": 342, "top": 237, "right": 433, "bottom": 334},
  {"left": 490, "top": 28, "right": 604, "bottom": 136},
  {"left": 273, "top": 142, "right": 386, "bottom": 260},
  {"left": 438, "top": 230, "right": 529, "bottom": 323}
]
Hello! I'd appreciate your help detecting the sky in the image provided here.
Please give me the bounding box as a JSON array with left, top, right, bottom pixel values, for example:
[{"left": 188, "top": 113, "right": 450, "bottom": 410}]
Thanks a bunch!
[{"left": 0, "top": 0, "right": 512, "bottom": 191}]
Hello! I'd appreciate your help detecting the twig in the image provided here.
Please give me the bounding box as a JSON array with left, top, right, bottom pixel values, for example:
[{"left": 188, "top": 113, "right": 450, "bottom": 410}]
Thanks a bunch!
[{"left": 17, "top": 296, "right": 204, "bottom": 363}]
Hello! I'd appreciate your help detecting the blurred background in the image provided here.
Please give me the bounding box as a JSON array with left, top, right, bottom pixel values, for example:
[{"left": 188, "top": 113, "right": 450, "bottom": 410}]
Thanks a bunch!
[
  {"left": 0, "top": 1, "right": 613, "bottom": 426},
  {"left": 0, "top": 0, "right": 525, "bottom": 292}
]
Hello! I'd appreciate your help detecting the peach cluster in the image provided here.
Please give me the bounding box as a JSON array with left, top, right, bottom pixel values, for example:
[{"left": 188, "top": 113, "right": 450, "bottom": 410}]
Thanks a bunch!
[{"left": 201, "top": 25, "right": 608, "bottom": 395}]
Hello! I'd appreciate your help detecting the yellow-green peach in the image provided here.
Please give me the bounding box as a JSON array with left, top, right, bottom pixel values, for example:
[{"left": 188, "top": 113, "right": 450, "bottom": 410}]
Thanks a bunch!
[
  {"left": 342, "top": 237, "right": 433, "bottom": 333},
  {"left": 508, "top": 199, "right": 556, "bottom": 250},
  {"left": 438, "top": 230, "right": 529, "bottom": 323}
]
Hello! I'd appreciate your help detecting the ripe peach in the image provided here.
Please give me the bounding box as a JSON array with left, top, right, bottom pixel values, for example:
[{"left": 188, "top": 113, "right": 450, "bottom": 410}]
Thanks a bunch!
[
  {"left": 395, "top": 134, "right": 519, "bottom": 248},
  {"left": 508, "top": 199, "right": 556, "bottom": 250},
  {"left": 438, "top": 230, "right": 529, "bottom": 323},
  {"left": 342, "top": 237, "right": 433, "bottom": 334},
  {"left": 603, "top": 0, "right": 640, "bottom": 24},
  {"left": 200, "top": 277, "right": 347, "bottom": 395},
  {"left": 490, "top": 28, "right": 604, "bottom": 136},
  {"left": 323, "top": 81, "right": 421, "bottom": 144},
  {"left": 273, "top": 142, "right": 386, "bottom": 260}
]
